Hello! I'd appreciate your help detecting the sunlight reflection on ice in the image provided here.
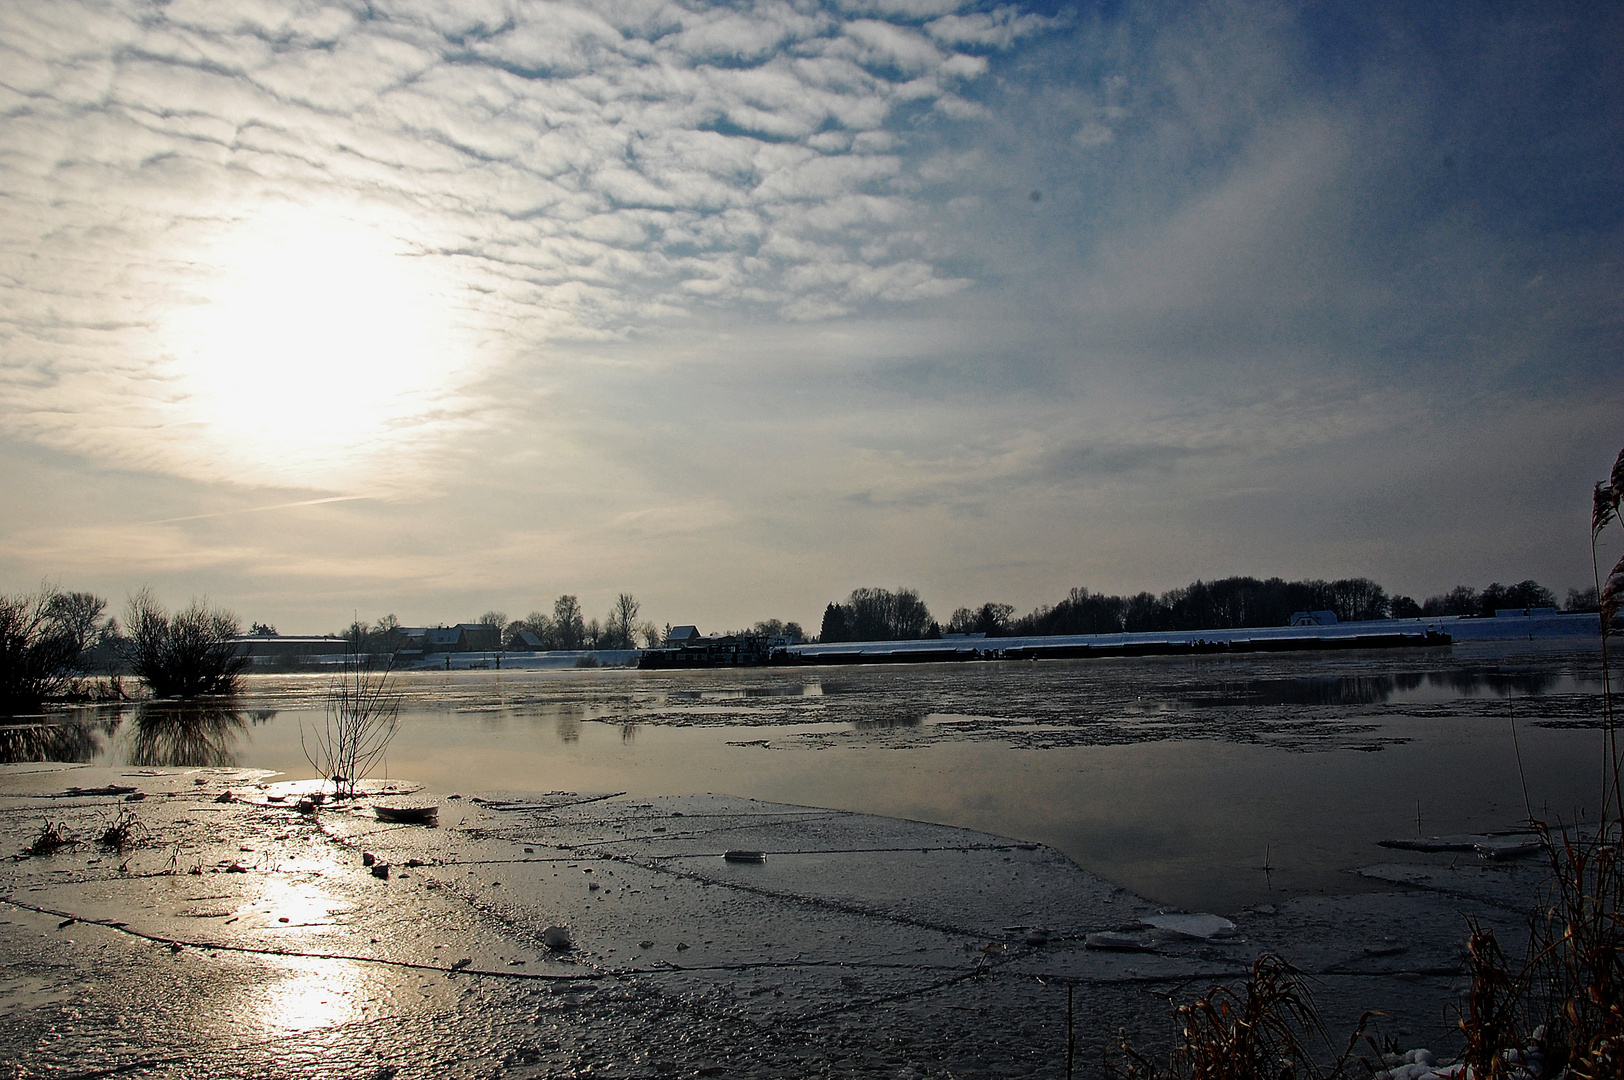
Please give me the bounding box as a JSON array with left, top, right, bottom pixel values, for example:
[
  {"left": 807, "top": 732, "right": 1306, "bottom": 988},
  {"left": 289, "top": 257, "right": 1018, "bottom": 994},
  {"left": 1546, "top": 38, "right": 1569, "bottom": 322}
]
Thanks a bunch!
[{"left": 251, "top": 956, "right": 362, "bottom": 1033}]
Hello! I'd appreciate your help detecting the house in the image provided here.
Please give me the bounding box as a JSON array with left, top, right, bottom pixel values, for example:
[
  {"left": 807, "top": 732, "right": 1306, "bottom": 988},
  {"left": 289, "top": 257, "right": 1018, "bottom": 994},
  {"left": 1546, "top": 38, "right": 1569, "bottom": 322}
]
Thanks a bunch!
[
  {"left": 457, "top": 623, "right": 501, "bottom": 652},
  {"left": 1288, "top": 611, "right": 1339, "bottom": 627},
  {"left": 512, "top": 630, "right": 545, "bottom": 651},
  {"left": 666, "top": 625, "right": 702, "bottom": 645},
  {"left": 424, "top": 627, "right": 462, "bottom": 653}
]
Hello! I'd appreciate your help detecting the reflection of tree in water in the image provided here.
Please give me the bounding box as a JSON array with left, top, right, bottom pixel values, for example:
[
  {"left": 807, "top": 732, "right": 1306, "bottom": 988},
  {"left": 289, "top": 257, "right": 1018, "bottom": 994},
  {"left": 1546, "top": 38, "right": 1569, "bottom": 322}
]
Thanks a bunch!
[
  {"left": 0, "top": 711, "right": 118, "bottom": 763},
  {"left": 249, "top": 709, "right": 278, "bottom": 725},
  {"left": 853, "top": 714, "right": 924, "bottom": 730},
  {"left": 1429, "top": 668, "right": 1557, "bottom": 697},
  {"left": 1186, "top": 668, "right": 1564, "bottom": 709},
  {"left": 129, "top": 701, "right": 245, "bottom": 767}
]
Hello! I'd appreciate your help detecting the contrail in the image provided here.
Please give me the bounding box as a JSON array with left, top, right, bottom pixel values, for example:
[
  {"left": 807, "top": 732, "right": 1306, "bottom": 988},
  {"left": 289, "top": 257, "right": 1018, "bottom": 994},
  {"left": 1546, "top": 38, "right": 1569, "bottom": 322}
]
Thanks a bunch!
[{"left": 139, "top": 495, "right": 373, "bottom": 526}]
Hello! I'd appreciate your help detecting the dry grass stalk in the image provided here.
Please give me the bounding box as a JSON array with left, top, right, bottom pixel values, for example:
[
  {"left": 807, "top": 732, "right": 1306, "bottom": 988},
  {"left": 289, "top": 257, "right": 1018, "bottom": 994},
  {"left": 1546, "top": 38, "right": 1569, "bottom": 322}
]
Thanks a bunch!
[
  {"left": 25, "top": 819, "right": 73, "bottom": 857},
  {"left": 98, "top": 807, "right": 145, "bottom": 851},
  {"left": 1454, "top": 923, "right": 1525, "bottom": 1079},
  {"left": 1109, "top": 956, "right": 1372, "bottom": 1080}
]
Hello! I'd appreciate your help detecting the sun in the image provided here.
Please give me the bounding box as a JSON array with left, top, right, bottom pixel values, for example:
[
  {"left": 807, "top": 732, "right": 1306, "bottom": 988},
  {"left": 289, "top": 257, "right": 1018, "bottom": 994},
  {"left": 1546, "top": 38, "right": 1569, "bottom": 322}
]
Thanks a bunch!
[{"left": 162, "top": 207, "right": 471, "bottom": 484}]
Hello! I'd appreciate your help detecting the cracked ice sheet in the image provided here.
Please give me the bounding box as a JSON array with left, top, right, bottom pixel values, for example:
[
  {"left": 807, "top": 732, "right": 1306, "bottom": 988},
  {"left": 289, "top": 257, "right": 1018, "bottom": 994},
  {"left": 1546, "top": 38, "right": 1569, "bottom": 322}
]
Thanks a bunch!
[
  {"left": 318, "top": 791, "right": 1162, "bottom": 1020},
  {"left": 459, "top": 793, "right": 1145, "bottom": 932},
  {"left": 0, "top": 766, "right": 1557, "bottom": 1075}
]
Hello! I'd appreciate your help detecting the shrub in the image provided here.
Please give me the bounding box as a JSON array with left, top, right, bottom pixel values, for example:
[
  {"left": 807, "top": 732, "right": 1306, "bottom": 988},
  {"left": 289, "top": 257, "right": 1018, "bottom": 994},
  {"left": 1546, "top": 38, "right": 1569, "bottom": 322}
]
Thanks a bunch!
[
  {"left": 302, "top": 648, "right": 400, "bottom": 799},
  {"left": 123, "top": 589, "right": 247, "bottom": 698}
]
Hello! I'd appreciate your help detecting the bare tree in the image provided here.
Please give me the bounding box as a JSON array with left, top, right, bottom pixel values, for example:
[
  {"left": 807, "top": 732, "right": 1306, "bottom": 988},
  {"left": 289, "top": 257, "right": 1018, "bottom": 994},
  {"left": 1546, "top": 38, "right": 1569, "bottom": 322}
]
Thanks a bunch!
[
  {"left": 45, "top": 591, "right": 107, "bottom": 669},
  {"left": 608, "top": 593, "right": 641, "bottom": 649},
  {"left": 0, "top": 588, "right": 86, "bottom": 713},
  {"left": 553, "top": 595, "right": 585, "bottom": 649},
  {"left": 508, "top": 611, "right": 554, "bottom": 649}
]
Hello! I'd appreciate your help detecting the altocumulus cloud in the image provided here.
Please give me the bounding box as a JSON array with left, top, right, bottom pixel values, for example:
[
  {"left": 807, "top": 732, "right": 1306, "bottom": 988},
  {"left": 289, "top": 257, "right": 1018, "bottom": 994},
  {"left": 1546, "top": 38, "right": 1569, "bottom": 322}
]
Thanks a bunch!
[{"left": 0, "top": 0, "right": 1055, "bottom": 487}]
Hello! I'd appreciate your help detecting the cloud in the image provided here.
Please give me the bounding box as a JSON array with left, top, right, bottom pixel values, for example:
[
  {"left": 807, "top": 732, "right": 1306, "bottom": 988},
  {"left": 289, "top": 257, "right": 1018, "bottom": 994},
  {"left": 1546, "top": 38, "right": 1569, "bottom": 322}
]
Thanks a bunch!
[
  {"left": 1, "top": 0, "right": 1620, "bottom": 631},
  {"left": 0, "top": 0, "right": 1034, "bottom": 489}
]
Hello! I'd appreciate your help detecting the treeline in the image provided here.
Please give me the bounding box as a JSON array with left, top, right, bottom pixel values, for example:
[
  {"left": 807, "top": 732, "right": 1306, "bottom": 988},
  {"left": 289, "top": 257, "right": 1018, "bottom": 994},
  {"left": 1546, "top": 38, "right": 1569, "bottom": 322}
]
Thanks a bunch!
[
  {"left": 819, "top": 576, "right": 1579, "bottom": 643},
  {"left": 1, "top": 586, "right": 245, "bottom": 711},
  {"left": 335, "top": 593, "right": 662, "bottom": 652}
]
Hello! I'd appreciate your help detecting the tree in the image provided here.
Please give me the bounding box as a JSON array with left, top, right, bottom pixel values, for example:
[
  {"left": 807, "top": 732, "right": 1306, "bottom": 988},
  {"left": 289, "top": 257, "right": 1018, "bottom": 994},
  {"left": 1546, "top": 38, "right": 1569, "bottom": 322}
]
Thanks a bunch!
[
  {"left": 1479, "top": 580, "right": 1557, "bottom": 615},
  {"left": 1422, "top": 586, "right": 1481, "bottom": 617},
  {"left": 819, "top": 602, "right": 852, "bottom": 643},
  {"left": 553, "top": 595, "right": 585, "bottom": 649},
  {"left": 507, "top": 611, "right": 555, "bottom": 649},
  {"left": 46, "top": 591, "right": 107, "bottom": 668},
  {"left": 0, "top": 587, "right": 87, "bottom": 713},
  {"left": 1391, "top": 595, "right": 1423, "bottom": 619},
  {"left": 607, "top": 594, "right": 641, "bottom": 649},
  {"left": 1567, "top": 587, "right": 1600, "bottom": 613},
  {"left": 750, "top": 619, "right": 805, "bottom": 642},
  {"left": 479, "top": 610, "right": 507, "bottom": 631},
  {"left": 1329, "top": 577, "right": 1389, "bottom": 622},
  {"left": 819, "top": 587, "right": 935, "bottom": 642},
  {"left": 124, "top": 589, "right": 247, "bottom": 698}
]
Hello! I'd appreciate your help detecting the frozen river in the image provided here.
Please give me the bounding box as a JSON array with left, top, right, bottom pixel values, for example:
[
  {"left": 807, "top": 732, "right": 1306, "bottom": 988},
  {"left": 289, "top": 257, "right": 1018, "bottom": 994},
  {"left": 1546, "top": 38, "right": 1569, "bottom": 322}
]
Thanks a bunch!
[{"left": 32, "top": 638, "right": 1615, "bottom": 912}]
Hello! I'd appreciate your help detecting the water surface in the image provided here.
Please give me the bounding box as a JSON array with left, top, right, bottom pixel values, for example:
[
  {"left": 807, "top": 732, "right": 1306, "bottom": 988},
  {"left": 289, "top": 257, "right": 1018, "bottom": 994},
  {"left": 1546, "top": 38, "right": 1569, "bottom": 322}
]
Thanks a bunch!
[{"left": 18, "top": 640, "right": 1613, "bottom": 912}]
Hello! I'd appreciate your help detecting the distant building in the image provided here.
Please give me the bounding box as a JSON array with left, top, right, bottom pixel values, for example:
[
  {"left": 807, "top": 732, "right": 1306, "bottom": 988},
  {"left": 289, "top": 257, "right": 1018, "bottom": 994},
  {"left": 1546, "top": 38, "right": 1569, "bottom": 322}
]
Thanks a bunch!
[
  {"left": 424, "top": 628, "right": 462, "bottom": 652},
  {"left": 1288, "top": 611, "right": 1339, "bottom": 627},
  {"left": 640, "top": 632, "right": 780, "bottom": 669},
  {"left": 666, "top": 625, "right": 702, "bottom": 645},
  {"left": 512, "top": 630, "right": 545, "bottom": 651},
  {"left": 457, "top": 623, "right": 501, "bottom": 652}
]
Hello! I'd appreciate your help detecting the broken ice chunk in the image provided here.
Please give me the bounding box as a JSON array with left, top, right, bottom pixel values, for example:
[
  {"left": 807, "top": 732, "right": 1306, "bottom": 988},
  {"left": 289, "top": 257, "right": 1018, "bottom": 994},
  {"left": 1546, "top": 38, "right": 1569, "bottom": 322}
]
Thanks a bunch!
[{"left": 1140, "top": 913, "right": 1236, "bottom": 940}]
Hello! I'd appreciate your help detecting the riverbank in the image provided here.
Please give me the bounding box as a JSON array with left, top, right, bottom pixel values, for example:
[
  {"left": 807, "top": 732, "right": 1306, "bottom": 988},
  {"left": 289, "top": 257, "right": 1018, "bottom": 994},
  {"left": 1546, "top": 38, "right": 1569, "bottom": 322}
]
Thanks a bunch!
[{"left": 1, "top": 763, "right": 1546, "bottom": 1077}]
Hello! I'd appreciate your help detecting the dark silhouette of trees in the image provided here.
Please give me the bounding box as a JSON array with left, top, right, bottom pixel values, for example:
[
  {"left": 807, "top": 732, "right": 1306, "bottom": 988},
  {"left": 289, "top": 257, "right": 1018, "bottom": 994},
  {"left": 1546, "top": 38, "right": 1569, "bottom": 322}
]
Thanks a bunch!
[
  {"left": 1422, "top": 585, "right": 1480, "bottom": 617},
  {"left": 124, "top": 589, "right": 247, "bottom": 698},
  {"left": 1391, "top": 595, "right": 1423, "bottom": 619},
  {"left": 818, "top": 588, "right": 935, "bottom": 642},
  {"left": 1567, "top": 587, "right": 1600, "bottom": 613},
  {"left": 819, "top": 602, "right": 852, "bottom": 643},
  {"left": 749, "top": 619, "right": 806, "bottom": 642},
  {"left": 0, "top": 587, "right": 97, "bottom": 713},
  {"left": 1479, "top": 580, "right": 1558, "bottom": 614},
  {"left": 948, "top": 602, "right": 1016, "bottom": 635},
  {"left": 1419, "top": 581, "right": 1554, "bottom": 618}
]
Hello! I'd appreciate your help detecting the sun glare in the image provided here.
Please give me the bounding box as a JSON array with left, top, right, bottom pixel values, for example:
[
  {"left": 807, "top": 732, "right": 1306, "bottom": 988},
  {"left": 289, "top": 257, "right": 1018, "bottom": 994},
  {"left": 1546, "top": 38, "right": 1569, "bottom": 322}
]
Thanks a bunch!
[{"left": 164, "top": 210, "right": 469, "bottom": 483}]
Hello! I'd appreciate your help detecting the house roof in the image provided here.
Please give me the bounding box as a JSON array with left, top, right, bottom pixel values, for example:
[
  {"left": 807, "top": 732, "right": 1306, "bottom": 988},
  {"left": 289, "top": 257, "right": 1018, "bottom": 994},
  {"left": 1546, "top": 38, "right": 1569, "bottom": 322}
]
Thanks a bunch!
[{"left": 668, "top": 625, "right": 701, "bottom": 641}]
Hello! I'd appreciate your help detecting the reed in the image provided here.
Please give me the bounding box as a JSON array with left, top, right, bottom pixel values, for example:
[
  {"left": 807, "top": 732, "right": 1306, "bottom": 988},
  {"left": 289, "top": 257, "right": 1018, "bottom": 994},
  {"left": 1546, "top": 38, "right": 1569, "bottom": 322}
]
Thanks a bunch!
[{"left": 1108, "top": 956, "right": 1372, "bottom": 1080}]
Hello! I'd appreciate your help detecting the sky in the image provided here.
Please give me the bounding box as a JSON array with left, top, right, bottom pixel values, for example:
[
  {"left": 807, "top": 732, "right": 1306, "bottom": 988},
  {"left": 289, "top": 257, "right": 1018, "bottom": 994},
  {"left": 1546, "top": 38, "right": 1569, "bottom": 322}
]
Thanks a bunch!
[{"left": 1, "top": 0, "right": 1620, "bottom": 635}]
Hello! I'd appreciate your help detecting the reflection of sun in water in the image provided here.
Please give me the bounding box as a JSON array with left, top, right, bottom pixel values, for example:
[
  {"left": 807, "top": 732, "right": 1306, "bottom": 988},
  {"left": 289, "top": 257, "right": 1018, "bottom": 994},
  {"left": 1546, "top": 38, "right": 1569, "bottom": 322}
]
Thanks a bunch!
[
  {"left": 164, "top": 209, "right": 471, "bottom": 483},
  {"left": 257, "top": 957, "right": 362, "bottom": 1032}
]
